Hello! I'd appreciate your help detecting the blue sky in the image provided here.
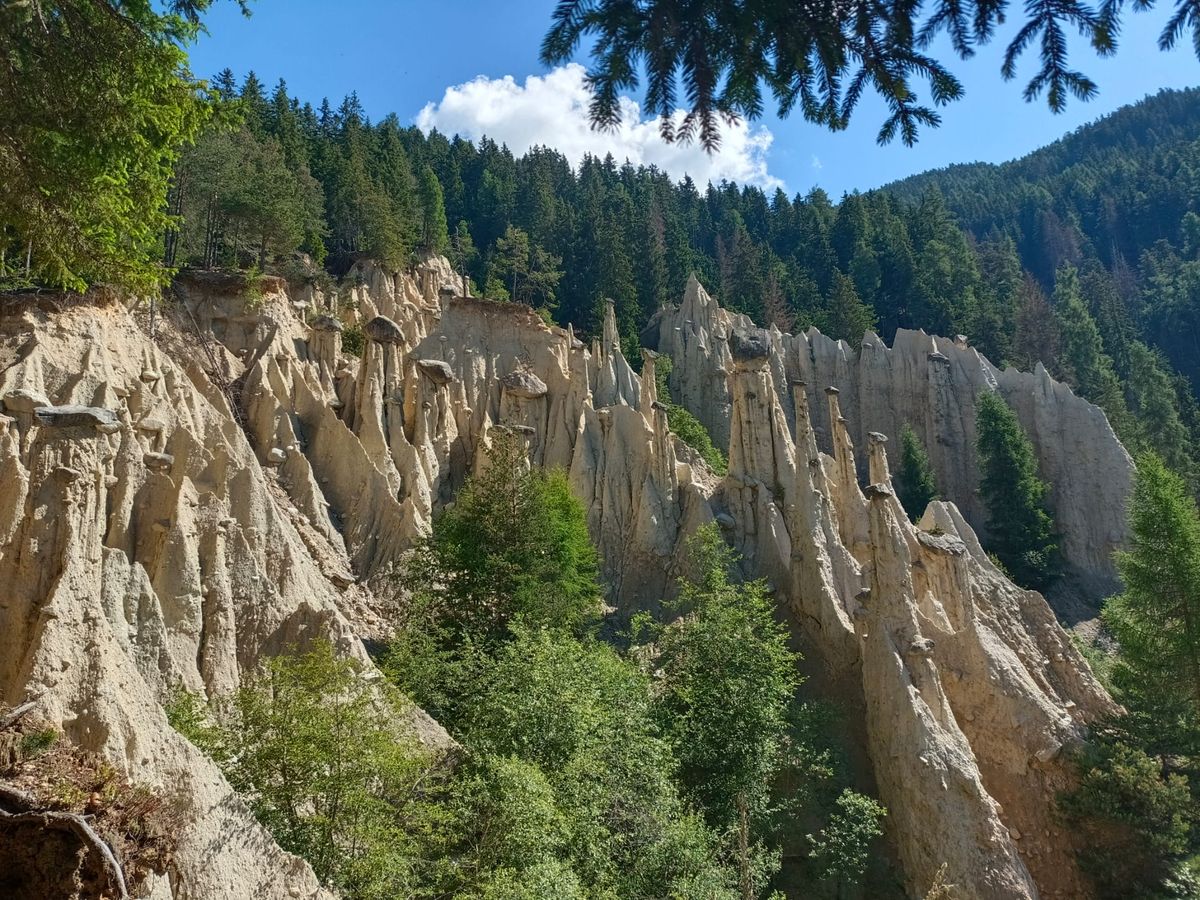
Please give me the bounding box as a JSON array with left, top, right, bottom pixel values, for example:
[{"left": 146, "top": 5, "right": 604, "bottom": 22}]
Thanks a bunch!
[{"left": 189, "top": 0, "right": 1200, "bottom": 196}]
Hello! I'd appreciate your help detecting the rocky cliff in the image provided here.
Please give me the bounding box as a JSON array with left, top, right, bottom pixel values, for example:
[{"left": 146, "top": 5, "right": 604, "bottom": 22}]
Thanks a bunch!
[
  {"left": 0, "top": 261, "right": 1120, "bottom": 898},
  {"left": 644, "top": 276, "right": 1134, "bottom": 590}
]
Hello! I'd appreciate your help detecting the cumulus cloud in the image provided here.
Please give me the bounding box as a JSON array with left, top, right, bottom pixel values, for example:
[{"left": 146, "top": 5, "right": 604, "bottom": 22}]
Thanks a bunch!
[{"left": 415, "top": 64, "right": 783, "bottom": 191}]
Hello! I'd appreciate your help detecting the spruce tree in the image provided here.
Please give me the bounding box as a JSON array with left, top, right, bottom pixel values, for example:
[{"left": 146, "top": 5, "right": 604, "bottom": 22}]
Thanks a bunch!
[
  {"left": 975, "top": 391, "right": 1059, "bottom": 590},
  {"left": 417, "top": 166, "right": 450, "bottom": 255},
  {"left": 896, "top": 424, "right": 939, "bottom": 522},
  {"left": 820, "top": 272, "right": 877, "bottom": 343}
]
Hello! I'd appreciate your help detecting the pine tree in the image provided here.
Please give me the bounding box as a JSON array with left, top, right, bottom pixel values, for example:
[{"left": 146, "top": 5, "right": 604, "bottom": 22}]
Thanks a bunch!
[
  {"left": 975, "top": 391, "right": 1059, "bottom": 590},
  {"left": 896, "top": 425, "right": 939, "bottom": 522}
]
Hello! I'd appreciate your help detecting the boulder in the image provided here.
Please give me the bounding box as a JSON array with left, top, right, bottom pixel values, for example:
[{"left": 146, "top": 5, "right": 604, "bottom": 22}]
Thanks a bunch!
[
  {"left": 364, "top": 315, "right": 405, "bottom": 345},
  {"left": 499, "top": 370, "right": 548, "bottom": 399},
  {"left": 310, "top": 315, "right": 343, "bottom": 333},
  {"left": 416, "top": 359, "right": 455, "bottom": 385}
]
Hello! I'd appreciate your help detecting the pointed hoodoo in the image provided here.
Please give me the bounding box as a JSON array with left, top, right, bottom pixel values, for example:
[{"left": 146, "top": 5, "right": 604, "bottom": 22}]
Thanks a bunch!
[
  {"left": 867, "top": 431, "right": 890, "bottom": 485},
  {"left": 639, "top": 348, "right": 660, "bottom": 421},
  {"left": 860, "top": 483, "right": 1039, "bottom": 900},
  {"left": 602, "top": 297, "right": 620, "bottom": 357}
]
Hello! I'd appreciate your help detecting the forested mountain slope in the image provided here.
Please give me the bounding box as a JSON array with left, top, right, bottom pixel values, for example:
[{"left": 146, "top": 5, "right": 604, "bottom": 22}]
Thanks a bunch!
[{"left": 884, "top": 87, "right": 1200, "bottom": 285}]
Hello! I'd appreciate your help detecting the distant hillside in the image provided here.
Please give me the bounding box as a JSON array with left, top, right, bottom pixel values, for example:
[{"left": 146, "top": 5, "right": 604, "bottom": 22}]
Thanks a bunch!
[{"left": 881, "top": 87, "right": 1200, "bottom": 285}]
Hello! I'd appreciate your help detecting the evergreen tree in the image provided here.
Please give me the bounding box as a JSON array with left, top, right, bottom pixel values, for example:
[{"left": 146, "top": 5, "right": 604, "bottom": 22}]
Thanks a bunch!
[
  {"left": 1105, "top": 454, "right": 1200, "bottom": 716},
  {"left": 0, "top": 0, "right": 216, "bottom": 291},
  {"left": 820, "top": 272, "right": 877, "bottom": 343},
  {"left": 1011, "top": 275, "right": 1061, "bottom": 373},
  {"left": 417, "top": 165, "right": 449, "bottom": 255},
  {"left": 649, "top": 525, "right": 885, "bottom": 897},
  {"left": 1053, "top": 265, "right": 1134, "bottom": 440},
  {"left": 895, "top": 425, "right": 939, "bottom": 522},
  {"left": 491, "top": 224, "right": 563, "bottom": 309},
  {"left": 975, "top": 391, "right": 1059, "bottom": 590},
  {"left": 1126, "top": 343, "right": 1194, "bottom": 478}
]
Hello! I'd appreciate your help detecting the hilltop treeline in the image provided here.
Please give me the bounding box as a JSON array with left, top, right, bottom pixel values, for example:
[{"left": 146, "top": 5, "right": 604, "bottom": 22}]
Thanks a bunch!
[{"left": 161, "top": 74, "right": 1200, "bottom": 478}]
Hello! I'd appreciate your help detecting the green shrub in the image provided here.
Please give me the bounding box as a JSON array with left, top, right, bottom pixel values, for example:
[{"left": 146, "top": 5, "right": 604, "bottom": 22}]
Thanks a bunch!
[{"left": 342, "top": 321, "right": 365, "bottom": 358}]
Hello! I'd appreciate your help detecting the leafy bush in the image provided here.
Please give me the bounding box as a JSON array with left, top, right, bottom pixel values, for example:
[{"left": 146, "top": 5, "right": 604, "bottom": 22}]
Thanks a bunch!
[
  {"left": 168, "top": 644, "right": 456, "bottom": 900},
  {"left": 342, "top": 321, "right": 365, "bottom": 358}
]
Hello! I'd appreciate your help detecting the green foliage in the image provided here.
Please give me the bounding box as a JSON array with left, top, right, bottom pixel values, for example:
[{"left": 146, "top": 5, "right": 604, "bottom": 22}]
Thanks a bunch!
[
  {"left": 807, "top": 791, "right": 888, "bottom": 889},
  {"left": 819, "top": 272, "right": 877, "bottom": 344},
  {"left": 1105, "top": 454, "right": 1200, "bottom": 717},
  {"left": 974, "top": 391, "right": 1059, "bottom": 590},
  {"left": 451, "top": 625, "right": 737, "bottom": 897},
  {"left": 172, "top": 122, "right": 326, "bottom": 269},
  {"left": 389, "top": 430, "right": 603, "bottom": 722},
  {"left": 341, "top": 321, "right": 365, "bottom": 358},
  {"left": 1060, "top": 453, "right": 1200, "bottom": 898},
  {"left": 418, "top": 166, "right": 450, "bottom": 255},
  {"left": 1126, "top": 343, "right": 1196, "bottom": 480},
  {"left": 0, "top": 0, "right": 222, "bottom": 291},
  {"left": 19, "top": 728, "right": 58, "bottom": 759},
  {"left": 651, "top": 525, "right": 799, "bottom": 894},
  {"left": 1052, "top": 266, "right": 1134, "bottom": 441},
  {"left": 1061, "top": 735, "right": 1196, "bottom": 898},
  {"left": 490, "top": 224, "right": 564, "bottom": 310},
  {"left": 540, "top": 0, "right": 1196, "bottom": 149},
  {"left": 169, "top": 642, "right": 455, "bottom": 900},
  {"left": 654, "top": 356, "right": 728, "bottom": 474},
  {"left": 402, "top": 431, "right": 601, "bottom": 649},
  {"left": 895, "top": 425, "right": 939, "bottom": 522}
]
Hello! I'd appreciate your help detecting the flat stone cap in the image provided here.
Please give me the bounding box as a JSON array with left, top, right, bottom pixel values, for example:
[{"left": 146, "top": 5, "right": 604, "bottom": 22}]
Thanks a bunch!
[
  {"left": 417, "top": 359, "right": 455, "bottom": 385},
  {"left": 916, "top": 529, "right": 967, "bottom": 556},
  {"left": 868, "top": 431, "right": 888, "bottom": 444},
  {"left": 3, "top": 388, "right": 50, "bottom": 414},
  {"left": 35, "top": 405, "right": 119, "bottom": 431},
  {"left": 727, "top": 328, "right": 771, "bottom": 364},
  {"left": 365, "top": 315, "right": 405, "bottom": 345},
  {"left": 863, "top": 483, "right": 894, "bottom": 500},
  {"left": 498, "top": 424, "right": 536, "bottom": 436},
  {"left": 928, "top": 350, "right": 950, "bottom": 364},
  {"left": 310, "top": 314, "right": 343, "bottom": 333},
  {"left": 500, "top": 370, "right": 548, "bottom": 399},
  {"left": 824, "top": 386, "right": 840, "bottom": 395}
]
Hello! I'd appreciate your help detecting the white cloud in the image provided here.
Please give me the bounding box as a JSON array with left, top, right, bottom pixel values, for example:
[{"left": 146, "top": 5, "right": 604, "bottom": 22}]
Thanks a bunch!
[
  {"left": 415, "top": 64, "right": 783, "bottom": 191},
  {"left": 811, "top": 154, "right": 823, "bottom": 170}
]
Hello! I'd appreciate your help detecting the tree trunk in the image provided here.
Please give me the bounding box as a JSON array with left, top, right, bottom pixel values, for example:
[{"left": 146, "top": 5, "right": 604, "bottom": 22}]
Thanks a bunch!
[
  {"left": 737, "top": 792, "right": 753, "bottom": 900},
  {"left": 24, "top": 240, "right": 32, "bottom": 277}
]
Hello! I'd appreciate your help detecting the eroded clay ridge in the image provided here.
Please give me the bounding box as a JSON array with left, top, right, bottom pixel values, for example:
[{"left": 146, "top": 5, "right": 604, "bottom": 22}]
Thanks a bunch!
[
  {"left": 0, "top": 259, "right": 1116, "bottom": 898},
  {"left": 644, "top": 275, "right": 1134, "bottom": 587}
]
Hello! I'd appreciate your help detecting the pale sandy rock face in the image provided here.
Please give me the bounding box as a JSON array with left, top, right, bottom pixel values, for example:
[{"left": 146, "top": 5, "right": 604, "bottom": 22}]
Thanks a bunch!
[
  {"left": 0, "top": 294, "right": 446, "bottom": 900},
  {"left": 0, "top": 260, "right": 1118, "bottom": 899},
  {"left": 647, "top": 279, "right": 1134, "bottom": 589}
]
